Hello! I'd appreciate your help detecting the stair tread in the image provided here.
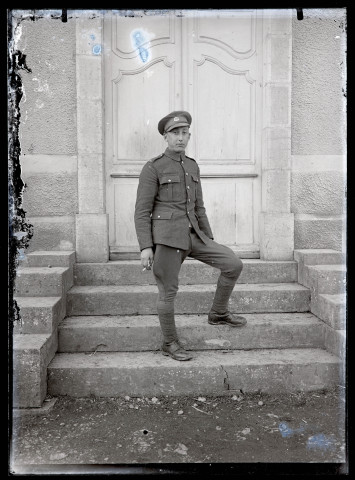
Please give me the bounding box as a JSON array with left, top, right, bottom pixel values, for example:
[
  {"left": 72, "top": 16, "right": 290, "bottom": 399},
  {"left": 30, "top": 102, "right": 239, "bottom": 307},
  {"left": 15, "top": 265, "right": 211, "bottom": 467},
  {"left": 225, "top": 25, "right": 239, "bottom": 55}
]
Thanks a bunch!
[
  {"left": 17, "top": 267, "right": 68, "bottom": 274},
  {"left": 68, "top": 283, "right": 308, "bottom": 293},
  {"left": 78, "top": 259, "right": 298, "bottom": 266},
  {"left": 49, "top": 348, "right": 341, "bottom": 369},
  {"left": 14, "top": 296, "right": 62, "bottom": 306},
  {"left": 319, "top": 293, "right": 346, "bottom": 304},
  {"left": 308, "top": 264, "right": 346, "bottom": 271},
  {"left": 60, "top": 312, "right": 320, "bottom": 329}
]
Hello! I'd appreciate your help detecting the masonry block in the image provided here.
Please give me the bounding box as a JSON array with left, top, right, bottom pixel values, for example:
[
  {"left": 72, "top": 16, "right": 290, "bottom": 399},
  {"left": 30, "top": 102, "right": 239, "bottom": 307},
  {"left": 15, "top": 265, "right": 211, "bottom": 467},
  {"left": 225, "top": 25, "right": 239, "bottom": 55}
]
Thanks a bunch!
[
  {"left": 76, "top": 13, "right": 103, "bottom": 56},
  {"left": 313, "top": 294, "right": 346, "bottom": 330},
  {"left": 22, "top": 173, "right": 78, "bottom": 217},
  {"left": 26, "top": 251, "right": 76, "bottom": 269},
  {"left": 15, "top": 267, "right": 73, "bottom": 297},
  {"left": 323, "top": 325, "right": 346, "bottom": 362},
  {"left": 13, "top": 332, "right": 58, "bottom": 408},
  {"left": 76, "top": 55, "right": 102, "bottom": 101},
  {"left": 66, "top": 283, "right": 310, "bottom": 316},
  {"left": 266, "top": 9, "right": 292, "bottom": 35},
  {"left": 270, "top": 35, "right": 291, "bottom": 82},
  {"left": 262, "top": 170, "right": 291, "bottom": 212},
  {"left": 78, "top": 154, "right": 105, "bottom": 213},
  {"left": 26, "top": 216, "right": 75, "bottom": 253},
  {"left": 47, "top": 348, "right": 341, "bottom": 397},
  {"left": 294, "top": 249, "right": 345, "bottom": 287},
  {"left": 267, "top": 84, "right": 290, "bottom": 126},
  {"left": 77, "top": 99, "right": 103, "bottom": 155},
  {"left": 294, "top": 215, "right": 344, "bottom": 251},
  {"left": 75, "top": 214, "right": 109, "bottom": 263},
  {"left": 73, "top": 260, "right": 298, "bottom": 286},
  {"left": 307, "top": 264, "right": 346, "bottom": 296},
  {"left": 14, "top": 296, "right": 65, "bottom": 335},
  {"left": 259, "top": 212, "right": 294, "bottom": 260},
  {"left": 265, "top": 127, "right": 291, "bottom": 170},
  {"left": 291, "top": 171, "right": 346, "bottom": 215}
]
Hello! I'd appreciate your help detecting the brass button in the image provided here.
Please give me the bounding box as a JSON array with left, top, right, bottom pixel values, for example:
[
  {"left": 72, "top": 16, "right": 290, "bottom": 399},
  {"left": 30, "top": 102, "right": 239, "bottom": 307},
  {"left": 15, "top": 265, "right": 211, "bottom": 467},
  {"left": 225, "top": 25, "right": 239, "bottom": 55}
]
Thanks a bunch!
[
  {"left": 186, "top": 173, "right": 188, "bottom": 176},
  {"left": 168, "top": 179, "right": 171, "bottom": 182},
  {"left": 158, "top": 215, "right": 160, "bottom": 218}
]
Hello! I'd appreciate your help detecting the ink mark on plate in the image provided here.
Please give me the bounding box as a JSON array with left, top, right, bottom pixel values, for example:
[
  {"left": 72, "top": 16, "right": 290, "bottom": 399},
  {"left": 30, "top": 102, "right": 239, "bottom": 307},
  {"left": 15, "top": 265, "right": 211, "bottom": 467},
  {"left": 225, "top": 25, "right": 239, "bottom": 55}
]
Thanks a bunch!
[
  {"left": 131, "top": 29, "right": 151, "bottom": 63},
  {"left": 307, "top": 433, "right": 335, "bottom": 451},
  {"left": 278, "top": 422, "right": 305, "bottom": 438},
  {"left": 92, "top": 44, "right": 101, "bottom": 55}
]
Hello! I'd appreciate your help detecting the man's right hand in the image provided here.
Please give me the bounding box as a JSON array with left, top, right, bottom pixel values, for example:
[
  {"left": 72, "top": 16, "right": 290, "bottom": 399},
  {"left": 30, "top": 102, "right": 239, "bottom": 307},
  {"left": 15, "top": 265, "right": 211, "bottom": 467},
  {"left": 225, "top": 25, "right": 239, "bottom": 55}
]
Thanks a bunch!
[{"left": 141, "top": 247, "right": 154, "bottom": 270}]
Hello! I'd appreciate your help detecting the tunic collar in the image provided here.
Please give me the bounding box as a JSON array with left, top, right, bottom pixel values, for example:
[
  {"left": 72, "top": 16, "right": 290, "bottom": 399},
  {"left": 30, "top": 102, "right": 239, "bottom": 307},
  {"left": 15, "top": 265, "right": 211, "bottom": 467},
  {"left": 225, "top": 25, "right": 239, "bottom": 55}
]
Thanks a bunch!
[{"left": 164, "top": 148, "right": 186, "bottom": 162}]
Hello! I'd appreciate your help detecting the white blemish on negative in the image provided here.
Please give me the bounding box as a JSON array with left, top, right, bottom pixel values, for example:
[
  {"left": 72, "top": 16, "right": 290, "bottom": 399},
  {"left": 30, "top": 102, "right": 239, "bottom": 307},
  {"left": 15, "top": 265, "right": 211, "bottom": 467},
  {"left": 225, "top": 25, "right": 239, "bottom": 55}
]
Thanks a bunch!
[
  {"left": 205, "top": 339, "right": 231, "bottom": 347},
  {"left": 32, "top": 77, "right": 49, "bottom": 93}
]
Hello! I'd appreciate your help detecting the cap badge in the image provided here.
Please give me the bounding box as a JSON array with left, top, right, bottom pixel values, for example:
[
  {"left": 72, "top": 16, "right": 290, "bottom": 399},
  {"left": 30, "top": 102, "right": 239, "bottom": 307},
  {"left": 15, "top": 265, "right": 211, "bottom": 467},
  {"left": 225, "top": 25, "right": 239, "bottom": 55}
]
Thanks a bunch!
[{"left": 173, "top": 117, "right": 179, "bottom": 121}]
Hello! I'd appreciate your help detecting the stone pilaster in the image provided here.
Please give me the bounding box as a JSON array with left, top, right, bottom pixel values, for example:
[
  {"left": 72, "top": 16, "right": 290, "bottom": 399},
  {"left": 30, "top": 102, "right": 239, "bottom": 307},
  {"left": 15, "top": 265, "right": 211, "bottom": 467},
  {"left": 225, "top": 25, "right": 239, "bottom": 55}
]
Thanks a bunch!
[
  {"left": 75, "top": 11, "right": 109, "bottom": 262},
  {"left": 259, "top": 10, "right": 294, "bottom": 260}
]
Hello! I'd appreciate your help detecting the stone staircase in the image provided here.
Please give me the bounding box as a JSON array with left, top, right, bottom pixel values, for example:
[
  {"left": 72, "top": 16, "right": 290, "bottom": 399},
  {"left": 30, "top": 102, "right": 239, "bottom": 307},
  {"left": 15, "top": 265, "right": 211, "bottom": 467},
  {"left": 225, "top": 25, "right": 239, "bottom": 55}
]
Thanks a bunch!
[
  {"left": 44, "top": 254, "right": 345, "bottom": 398},
  {"left": 13, "top": 251, "right": 75, "bottom": 408}
]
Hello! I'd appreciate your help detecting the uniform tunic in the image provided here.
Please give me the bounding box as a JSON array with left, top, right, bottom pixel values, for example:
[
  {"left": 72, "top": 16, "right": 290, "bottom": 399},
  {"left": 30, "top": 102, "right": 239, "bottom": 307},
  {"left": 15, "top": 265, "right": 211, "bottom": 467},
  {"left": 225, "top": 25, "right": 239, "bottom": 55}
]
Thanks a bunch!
[{"left": 134, "top": 147, "right": 214, "bottom": 251}]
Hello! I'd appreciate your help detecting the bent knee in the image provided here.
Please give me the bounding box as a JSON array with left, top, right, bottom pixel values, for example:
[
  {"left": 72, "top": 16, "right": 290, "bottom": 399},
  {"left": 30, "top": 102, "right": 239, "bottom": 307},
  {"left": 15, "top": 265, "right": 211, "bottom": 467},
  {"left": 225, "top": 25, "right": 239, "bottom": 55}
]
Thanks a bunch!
[{"left": 229, "top": 256, "right": 243, "bottom": 278}]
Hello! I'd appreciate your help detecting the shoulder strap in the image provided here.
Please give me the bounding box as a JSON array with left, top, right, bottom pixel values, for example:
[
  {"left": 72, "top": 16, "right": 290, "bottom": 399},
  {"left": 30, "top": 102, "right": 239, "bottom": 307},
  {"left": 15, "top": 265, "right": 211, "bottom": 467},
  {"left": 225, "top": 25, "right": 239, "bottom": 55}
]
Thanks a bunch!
[{"left": 149, "top": 153, "right": 164, "bottom": 163}]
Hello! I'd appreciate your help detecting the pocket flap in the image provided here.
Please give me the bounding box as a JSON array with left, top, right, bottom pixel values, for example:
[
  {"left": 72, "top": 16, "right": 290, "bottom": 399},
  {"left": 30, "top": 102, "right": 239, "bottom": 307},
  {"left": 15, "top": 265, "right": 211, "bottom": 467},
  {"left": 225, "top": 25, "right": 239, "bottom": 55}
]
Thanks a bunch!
[
  {"left": 191, "top": 174, "right": 199, "bottom": 183},
  {"left": 151, "top": 211, "right": 173, "bottom": 220},
  {"left": 160, "top": 174, "right": 180, "bottom": 185}
]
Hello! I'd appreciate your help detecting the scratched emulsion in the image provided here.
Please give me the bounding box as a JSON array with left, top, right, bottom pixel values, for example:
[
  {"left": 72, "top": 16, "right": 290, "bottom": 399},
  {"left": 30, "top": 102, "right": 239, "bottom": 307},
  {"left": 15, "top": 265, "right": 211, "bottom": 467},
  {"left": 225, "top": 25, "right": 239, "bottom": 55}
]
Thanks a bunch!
[
  {"left": 8, "top": 11, "right": 34, "bottom": 327},
  {"left": 131, "top": 29, "right": 150, "bottom": 63}
]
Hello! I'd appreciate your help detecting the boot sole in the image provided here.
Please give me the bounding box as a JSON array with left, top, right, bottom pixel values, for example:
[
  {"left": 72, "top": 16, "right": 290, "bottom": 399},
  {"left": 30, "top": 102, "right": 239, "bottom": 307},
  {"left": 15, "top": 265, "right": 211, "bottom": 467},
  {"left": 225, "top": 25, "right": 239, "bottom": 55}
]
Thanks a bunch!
[
  {"left": 162, "top": 351, "right": 193, "bottom": 361},
  {"left": 208, "top": 319, "right": 247, "bottom": 327}
]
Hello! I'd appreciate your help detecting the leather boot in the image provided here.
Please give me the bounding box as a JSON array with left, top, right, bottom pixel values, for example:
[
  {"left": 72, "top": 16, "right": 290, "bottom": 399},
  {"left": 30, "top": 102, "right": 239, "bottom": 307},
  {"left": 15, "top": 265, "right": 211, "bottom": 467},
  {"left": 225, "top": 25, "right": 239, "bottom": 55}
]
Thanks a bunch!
[
  {"left": 208, "top": 311, "right": 247, "bottom": 327},
  {"left": 162, "top": 340, "right": 193, "bottom": 361},
  {"left": 209, "top": 275, "right": 247, "bottom": 327},
  {"left": 157, "top": 301, "right": 178, "bottom": 343}
]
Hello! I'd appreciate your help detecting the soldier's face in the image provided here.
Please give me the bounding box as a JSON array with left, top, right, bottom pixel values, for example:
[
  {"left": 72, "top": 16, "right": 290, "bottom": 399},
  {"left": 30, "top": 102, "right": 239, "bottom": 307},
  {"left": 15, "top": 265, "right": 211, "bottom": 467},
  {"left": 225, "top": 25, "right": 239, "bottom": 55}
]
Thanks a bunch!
[{"left": 164, "top": 127, "right": 191, "bottom": 152}]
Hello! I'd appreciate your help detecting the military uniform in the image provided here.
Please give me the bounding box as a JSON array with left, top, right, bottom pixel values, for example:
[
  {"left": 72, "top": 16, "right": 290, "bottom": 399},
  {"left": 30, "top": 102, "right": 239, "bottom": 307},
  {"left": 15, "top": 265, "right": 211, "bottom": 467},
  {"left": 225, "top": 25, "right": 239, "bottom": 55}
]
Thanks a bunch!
[
  {"left": 134, "top": 111, "right": 246, "bottom": 361},
  {"left": 135, "top": 148, "right": 213, "bottom": 251}
]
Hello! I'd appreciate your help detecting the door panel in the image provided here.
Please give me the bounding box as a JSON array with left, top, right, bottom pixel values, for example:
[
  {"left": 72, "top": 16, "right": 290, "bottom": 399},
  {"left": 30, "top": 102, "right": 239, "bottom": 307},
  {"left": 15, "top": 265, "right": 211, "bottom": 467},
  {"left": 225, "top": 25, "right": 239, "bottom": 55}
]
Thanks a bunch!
[
  {"left": 112, "top": 59, "right": 175, "bottom": 161},
  {"left": 104, "top": 10, "right": 263, "bottom": 258},
  {"left": 193, "top": 59, "right": 254, "bottom": 161}
]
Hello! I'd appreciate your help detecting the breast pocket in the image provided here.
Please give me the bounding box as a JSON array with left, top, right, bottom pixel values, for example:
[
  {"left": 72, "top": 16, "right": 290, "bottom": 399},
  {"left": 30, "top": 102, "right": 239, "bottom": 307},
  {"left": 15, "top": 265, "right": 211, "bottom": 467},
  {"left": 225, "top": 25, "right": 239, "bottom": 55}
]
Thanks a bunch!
[
  {"left": 191, "top": 174, "right": 199, "bottom": 200},
  {"left": 159, "top": 174, "right": 182, "bottom": 202}
]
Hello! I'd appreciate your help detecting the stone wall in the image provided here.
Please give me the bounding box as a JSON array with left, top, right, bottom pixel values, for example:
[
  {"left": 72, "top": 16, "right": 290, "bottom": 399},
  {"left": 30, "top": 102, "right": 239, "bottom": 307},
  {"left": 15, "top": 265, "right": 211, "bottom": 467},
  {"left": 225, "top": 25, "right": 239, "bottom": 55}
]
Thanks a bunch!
[
  {"left": 291, "top": 8, "right": 346, "bottom": 252},
  {"left": 16, "top": 11, "right": 78, "bottom": 253},
  {"left": 15, "top": 9, "right": 347, "bottom": 258}
]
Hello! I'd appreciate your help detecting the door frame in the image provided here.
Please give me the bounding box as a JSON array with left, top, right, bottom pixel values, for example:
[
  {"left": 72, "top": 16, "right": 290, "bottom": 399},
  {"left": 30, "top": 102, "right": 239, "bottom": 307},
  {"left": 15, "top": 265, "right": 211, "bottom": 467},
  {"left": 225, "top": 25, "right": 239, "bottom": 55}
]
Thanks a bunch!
[{"left": 74, "top": 9, "right": 294, "bottom": 263}]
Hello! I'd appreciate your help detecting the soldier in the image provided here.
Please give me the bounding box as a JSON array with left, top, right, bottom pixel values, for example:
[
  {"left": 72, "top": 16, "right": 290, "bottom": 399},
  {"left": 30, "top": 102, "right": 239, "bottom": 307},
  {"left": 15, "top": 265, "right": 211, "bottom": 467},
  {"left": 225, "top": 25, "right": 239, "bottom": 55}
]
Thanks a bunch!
[{"left": 134, "top": 111, "right": 246, "bottom": 361}]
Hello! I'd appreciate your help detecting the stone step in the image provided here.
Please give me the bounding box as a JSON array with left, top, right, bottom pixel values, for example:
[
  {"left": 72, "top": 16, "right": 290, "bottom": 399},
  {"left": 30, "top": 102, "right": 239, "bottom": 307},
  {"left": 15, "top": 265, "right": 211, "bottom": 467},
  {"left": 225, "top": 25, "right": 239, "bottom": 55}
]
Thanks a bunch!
[
  {"left": 73, "top": 259, "right": 298, "bottom": 286},
  {"left": 25, "top": 250, "right": 75, "bottom": 268},
  {"left": 58, "top": 313, "right": 325, "bottom": 353},
  {"left": 15, "top": 267, "right": 73, "bottom": 297},
  {"left": 47, "top": 348, "right": 342, "bottom": 397},
  {"left": 312, "top": 293, "right": 346, "bottom": 330},
  {"left": 294, "top": 249, "right": 346, "bottom": 266},
  {"left": 66, "top": 283, "right": 310, "bottom": 316},
  {"left": 13, "top": 333, "right": 58, "bottom": 408},
  {"left": 307, "top": 264, "right": 346, "bottom": 295},
  {"left": 294, "top": 249, "right": 345, "bottom": 287},
  {"left": 14, "top": 296, "right": 65, "bottom": 335}
]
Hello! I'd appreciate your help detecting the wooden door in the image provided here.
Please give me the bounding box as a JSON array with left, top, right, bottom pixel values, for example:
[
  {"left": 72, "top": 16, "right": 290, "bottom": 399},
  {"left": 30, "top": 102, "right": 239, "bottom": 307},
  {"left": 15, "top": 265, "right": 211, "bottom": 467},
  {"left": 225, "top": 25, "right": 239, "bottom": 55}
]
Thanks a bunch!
[{"left": 104, "top": 9, "right": 263, "bottom": 259}]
